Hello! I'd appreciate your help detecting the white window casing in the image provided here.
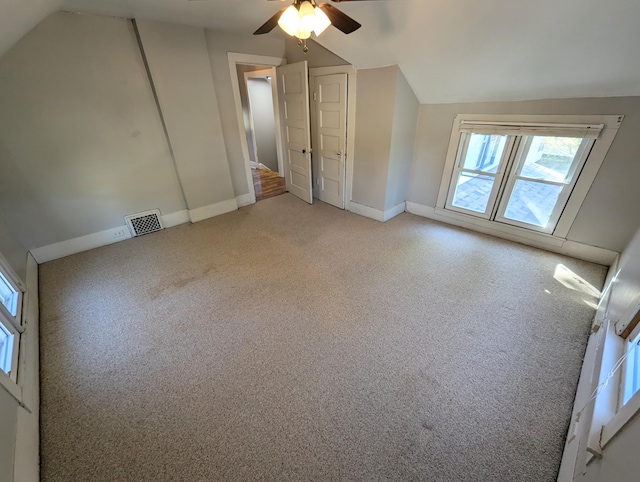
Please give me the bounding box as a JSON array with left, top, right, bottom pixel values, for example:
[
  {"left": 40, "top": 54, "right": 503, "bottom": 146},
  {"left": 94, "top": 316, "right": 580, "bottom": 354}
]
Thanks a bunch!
[{"left": 437, "top": 114, "right": 623, "bottom": 243}]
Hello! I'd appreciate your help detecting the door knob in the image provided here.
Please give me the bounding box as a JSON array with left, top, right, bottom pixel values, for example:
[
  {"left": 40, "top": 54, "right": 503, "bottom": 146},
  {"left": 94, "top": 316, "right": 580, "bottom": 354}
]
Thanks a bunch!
[{"left": 337, "top": 152, "right": 342, "bottom": 156}]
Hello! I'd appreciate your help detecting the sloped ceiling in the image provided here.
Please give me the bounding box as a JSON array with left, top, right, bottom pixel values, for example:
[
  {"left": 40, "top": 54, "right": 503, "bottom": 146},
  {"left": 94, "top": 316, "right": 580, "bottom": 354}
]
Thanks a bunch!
[
  {"left": 0, "top": 0, "right": 62, "bottom": 57},
  {"left": 4, "top": 0, "right": 640, "bottom": 104}
]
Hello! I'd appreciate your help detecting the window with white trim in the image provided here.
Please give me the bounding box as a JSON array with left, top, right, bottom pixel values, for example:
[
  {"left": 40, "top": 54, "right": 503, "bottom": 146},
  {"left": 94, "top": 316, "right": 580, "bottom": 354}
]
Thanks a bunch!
[
  {"left": 0, "top": 260, "right": 23, "bottom": 380},
  {"left": 444, "top": 121, "right": 601, "bottom": 235}
]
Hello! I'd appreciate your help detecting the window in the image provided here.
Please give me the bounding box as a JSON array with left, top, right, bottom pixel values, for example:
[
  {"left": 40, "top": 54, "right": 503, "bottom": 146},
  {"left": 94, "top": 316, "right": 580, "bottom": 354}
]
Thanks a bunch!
[
  {"left": 0, "top": 261, "right": 23, "bottom": 380},
  {"left": 444, "top": 122, "right": 599, "bottom": 234},
  {"left": 622, "top": 330, "right": 640, "bottom": 406},
  {"left": 0, "top": 272, "right": 19, "bottom": 316},
  {"left": 436, "top": 115, "right": 623, "bottom": 248}
]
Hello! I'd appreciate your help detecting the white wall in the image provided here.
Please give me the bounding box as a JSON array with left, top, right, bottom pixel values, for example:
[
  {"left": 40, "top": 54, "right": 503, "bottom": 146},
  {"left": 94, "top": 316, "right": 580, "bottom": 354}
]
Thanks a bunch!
[
  {"left": 204, "top": 31, "right": 285, "bottom": 196},
  {"left": 0, "top": 387, "right": 18, "bottom": 482},
  {"left": 0, "top": 12, "right": 186, "bottom": 252},
  {"left": 135, "top": 19, "right": 236, "bottom": 211},
  {"left": 247, "top": 78, "right": 278, "bottom": 172},
  {"left": 407, "top": 96, "right": 640, "bottom": 252},
  {"left": 352, "top": 65, "right": 419, "bottom": 213},
  {"left": 386, "top": 68, "right": 419, "bottom": 210},
  {"left": 352, "top": 66, "right": 398, "bottom": 211},
  {"left": 0, "top": 214, "right": 27, "bottom": 283}
]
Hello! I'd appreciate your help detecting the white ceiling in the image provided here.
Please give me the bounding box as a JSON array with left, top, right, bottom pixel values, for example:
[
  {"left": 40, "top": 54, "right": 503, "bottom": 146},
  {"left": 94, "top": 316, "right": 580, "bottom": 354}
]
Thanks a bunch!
[
  {"left": 4, "top": 0, "right": 640, "bottom": 103},
  {"left": 0, "top": 0, "right": 61, "bottom": 58}
]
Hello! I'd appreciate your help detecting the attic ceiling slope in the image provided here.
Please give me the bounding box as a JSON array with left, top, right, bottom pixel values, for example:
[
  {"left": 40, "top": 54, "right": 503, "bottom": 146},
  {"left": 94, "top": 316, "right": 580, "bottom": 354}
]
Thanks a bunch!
[
  {"left": 42, "top": 0, "right": 640, "bottom": 103},
  {"left": 0, "top": 0, "right": 62, "bottom": 58}
]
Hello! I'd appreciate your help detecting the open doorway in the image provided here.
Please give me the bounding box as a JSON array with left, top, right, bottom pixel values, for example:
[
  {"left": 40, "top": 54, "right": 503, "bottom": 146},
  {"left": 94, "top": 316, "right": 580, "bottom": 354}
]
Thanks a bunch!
[{"left": 235, "top": 63, "right": 285, "bottom": 202}]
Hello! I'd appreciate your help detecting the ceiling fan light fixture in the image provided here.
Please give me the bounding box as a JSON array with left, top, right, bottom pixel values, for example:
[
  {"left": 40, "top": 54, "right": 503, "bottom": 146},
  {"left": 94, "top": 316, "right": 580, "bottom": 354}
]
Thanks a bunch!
[
  {"left": 295, "top": 27, "right": 312, "bottom": 39},
  {"left": 277, "top": 4, "right": 301, "bottom": 37},
  {"left": 298, "top": 1, "right": 317, "bottom": 32},
  {"left": 313, "top": 7, "right": 331, "bottom": 36}
]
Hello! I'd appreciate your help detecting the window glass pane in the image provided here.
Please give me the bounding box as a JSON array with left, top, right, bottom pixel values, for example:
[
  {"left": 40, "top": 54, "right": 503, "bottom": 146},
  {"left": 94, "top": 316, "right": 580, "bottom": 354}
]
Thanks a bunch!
[
  {"left": 520, "top": 136, "right": 582, "bottom": 182},
  {"left": 623, "top": 332, "right": 640, "bottom": 406},
  {"left": 0, "top": 273, "right": 17, "bottom": 316},
  {"left": 462, "top": 134, "right": 507, "bottom": 173},
  {"left": 451, "top": 172, "right": 495, "bottom": 213},
  {"left": 0, "top": 324, "right": 13, "bottom": 375},
  {"left": 503, "top": 180, "right": 562, "bottom": 228}
]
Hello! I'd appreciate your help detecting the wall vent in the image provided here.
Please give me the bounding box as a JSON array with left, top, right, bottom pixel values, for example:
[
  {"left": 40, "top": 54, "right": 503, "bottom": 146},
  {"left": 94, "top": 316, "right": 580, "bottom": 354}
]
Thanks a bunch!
[{"left": 125, "top": 209, "right": 164, "bottom": 237}]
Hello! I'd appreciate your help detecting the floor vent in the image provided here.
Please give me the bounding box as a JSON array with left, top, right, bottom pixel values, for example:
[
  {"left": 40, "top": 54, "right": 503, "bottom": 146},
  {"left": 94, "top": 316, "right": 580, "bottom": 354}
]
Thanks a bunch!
[{"left": 125, "top": 209, "right": 164, "bottom": 237}]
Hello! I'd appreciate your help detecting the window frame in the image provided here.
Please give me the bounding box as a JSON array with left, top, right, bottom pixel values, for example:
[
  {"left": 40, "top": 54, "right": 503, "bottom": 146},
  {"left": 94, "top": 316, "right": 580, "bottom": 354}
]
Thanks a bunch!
[
  {"left": 0, "top": 252, "right": 25, "bottom": 382},
  {"left": 494, "top": 136, "right": 595, "bottom": 234},
  {"left": 436, "top": 114, "right": 624, "bottom": 245},
  {"left": 444, "top": 133, "right": 516, "bottom": 219}
]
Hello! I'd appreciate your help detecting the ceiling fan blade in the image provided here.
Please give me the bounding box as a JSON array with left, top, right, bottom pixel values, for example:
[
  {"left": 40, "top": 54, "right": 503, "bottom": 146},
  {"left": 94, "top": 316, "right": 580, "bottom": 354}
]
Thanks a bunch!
[
  {"left": 317, "top": 4, "right": 361, "bottom": 34},
  {"left": 253, "top": 6, "right": 290, "bottom": 35}
]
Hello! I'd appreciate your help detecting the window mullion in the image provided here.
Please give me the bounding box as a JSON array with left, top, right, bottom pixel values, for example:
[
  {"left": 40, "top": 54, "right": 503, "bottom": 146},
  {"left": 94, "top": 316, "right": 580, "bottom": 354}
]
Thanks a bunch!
[{"left": 491, "top": 136, "right": 521, "bottom": 220}]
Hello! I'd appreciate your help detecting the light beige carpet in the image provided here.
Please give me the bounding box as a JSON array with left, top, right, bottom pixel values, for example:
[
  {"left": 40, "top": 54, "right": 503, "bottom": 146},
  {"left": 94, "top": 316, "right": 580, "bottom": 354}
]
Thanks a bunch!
[{"left": 39, "top": 194, "right": 606, "bottom": 481}]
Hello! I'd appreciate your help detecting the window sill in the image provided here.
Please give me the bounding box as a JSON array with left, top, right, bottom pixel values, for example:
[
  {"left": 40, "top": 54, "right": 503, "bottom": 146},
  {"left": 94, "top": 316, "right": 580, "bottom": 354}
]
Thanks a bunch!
[
  {"left": 434, "top": 206, "right": 566, "bottom": 247},
  {"left": 405, "top": 201, "right": 618, "bottom": 265},
  {"left": 0, "top": 367, "right": 22, "bottom": 406}
]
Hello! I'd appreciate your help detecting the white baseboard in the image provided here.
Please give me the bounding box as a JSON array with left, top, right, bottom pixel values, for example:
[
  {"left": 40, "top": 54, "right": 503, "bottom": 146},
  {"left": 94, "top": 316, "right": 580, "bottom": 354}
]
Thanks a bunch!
[
  {"left": 348, "top": 202, "right": 385, "bottom": 222},
  {"left": 405, "top": 201, "right": 618, "bottom": 265},
  {"left": 30, "top": 226, "right": 134, "bottom": 263},
  {"left": 188, "top": 199, "right": 238, "bottom": 223},
  {"left": 383, "top": 202, "right": 406, "bottom": 222},
  {"left": 348, "top": 201, "right": 406, "bottom": 222},
  {"left": 162, "top": 210, "right": 189, "bottom": 228},
  {"left": 30, "top": 209, "right": 194, "bottom": 263},
  {"left": 235, "top": 193, "right": 254, "bottom": 208}
]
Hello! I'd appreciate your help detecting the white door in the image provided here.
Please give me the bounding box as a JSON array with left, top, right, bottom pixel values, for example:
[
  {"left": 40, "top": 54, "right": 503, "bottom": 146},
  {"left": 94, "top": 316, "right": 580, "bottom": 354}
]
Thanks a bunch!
[
  {"left": 314, "top": 73, "right": 347, "bottom": 209},
  {"left": 277, "top": 61, "right": 312, "bottom": 204}
]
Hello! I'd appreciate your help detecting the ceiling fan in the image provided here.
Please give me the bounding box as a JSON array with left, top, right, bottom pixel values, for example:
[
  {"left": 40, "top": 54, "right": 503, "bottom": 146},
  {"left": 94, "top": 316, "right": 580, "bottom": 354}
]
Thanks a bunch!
[{"left": 254, "top": 0, "right": 365, "bottom": 52}]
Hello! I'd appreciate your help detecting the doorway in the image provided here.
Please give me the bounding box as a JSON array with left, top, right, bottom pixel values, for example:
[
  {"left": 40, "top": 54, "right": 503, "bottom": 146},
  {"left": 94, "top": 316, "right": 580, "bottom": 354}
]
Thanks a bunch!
[
  {"left": 243, "top": 68, "right": 287, "bottom": 201},
  {"left": 236, "top": 65, "right": 286, "bottom": 201},
  {"left": 228, "top": 53, "right": 287, "bottom": 206},
  {"left": 228, "top": 54, "right": 356, "bottom": 208}
]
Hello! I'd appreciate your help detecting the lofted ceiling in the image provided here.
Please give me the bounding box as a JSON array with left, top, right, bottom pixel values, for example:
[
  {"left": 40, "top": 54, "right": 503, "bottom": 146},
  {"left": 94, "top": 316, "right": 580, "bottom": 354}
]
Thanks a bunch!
[{"left": 3, "top": 0, "right": 640, "bottom": 103}]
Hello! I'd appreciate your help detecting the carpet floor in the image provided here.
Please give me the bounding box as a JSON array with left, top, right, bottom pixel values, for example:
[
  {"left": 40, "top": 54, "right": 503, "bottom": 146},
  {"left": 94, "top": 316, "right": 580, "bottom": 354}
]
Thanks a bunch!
[{"left": 39, "top": 194, "right": 606, "bottom": 481}]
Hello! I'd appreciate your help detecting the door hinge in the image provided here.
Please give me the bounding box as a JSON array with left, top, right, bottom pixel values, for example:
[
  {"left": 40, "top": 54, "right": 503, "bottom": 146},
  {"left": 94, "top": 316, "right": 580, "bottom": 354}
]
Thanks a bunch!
[{"left": 313, "top": 92, "right": 317, "bottom": 101}]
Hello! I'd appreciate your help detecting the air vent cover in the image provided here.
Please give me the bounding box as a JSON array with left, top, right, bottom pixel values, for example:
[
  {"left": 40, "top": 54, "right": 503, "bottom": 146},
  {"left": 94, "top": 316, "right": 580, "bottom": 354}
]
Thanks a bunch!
[{"left": 125, "top": 209, "right": 164, "bottom": 237}]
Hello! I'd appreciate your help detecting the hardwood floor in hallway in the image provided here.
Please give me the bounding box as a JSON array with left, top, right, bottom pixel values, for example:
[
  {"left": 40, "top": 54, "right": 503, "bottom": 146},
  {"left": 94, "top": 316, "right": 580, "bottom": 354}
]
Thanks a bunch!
[{"left": 252, "top": 167, "right": 286, "bottom": 201}]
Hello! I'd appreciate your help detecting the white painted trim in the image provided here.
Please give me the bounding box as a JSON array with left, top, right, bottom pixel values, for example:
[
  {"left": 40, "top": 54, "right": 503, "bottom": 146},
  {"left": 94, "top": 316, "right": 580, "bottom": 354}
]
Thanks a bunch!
[
  {"left": 406, "top": 201, "right": 618, "bottom": 265},
  {"left": 188, "top": 199, "right": 238, "bottom": 223},
  {"left": 13, "top": 253, "right": 39, "bottom": 482},
  {"left": 162, "top": 210, "right": 189, "bottom": 228},
  {"left": 346, "top": 72, "right": 356, "bottom": 205},
  {"left": 235, "top": 193, "right": 253, "bottom": 208},
  {"left": 436, "top": 113, "right": 624, "bottom": 240},
  {"left": 30, "top": 225, "right": 134, "bottom": 263},
  {"left": 384, "top": 202, "right": 406, "bottom": 221},
  {"left": 348, "top": 201, "right": 406, "bottom": 222},
  {"left": 0, "top": 366, "right": 21, "bottom": 403},
  {"left": 30, "top": 209, "right": 193, "bottom": 263},
  {"left": 227, "top": 52, "right": 286, "bottom": 206},
  {"left": 601, "top": 383, "right": 640, "bottom": 449},
  {"left": 348, "top": 202, "right": 385, "bottom": 222}
]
